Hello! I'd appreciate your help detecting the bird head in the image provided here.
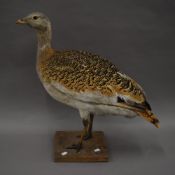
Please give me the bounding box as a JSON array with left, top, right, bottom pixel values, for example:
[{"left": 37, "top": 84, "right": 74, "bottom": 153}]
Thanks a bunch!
[{"left": 16, "top": 12, "right": 51, "bottom": 31}]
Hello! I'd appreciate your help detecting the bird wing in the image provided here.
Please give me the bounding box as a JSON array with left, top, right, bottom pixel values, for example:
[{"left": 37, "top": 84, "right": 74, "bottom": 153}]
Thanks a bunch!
[
  {"left": 40, "top": 50, "right": 159, "bottom": 127},
  {"left": 50, "top": 70, "right": 148, "bottom": 110},
  {"left": 42, "top": 50, "right": 148, "bottom": 108}
]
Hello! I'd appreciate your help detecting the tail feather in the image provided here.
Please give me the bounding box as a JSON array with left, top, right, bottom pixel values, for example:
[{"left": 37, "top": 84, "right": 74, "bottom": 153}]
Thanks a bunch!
[
  {"left": 136, "top": 110, "right": 160, "bottom": 128},
  {"left": 116, "top": 103, "right": 160, "bottom": 128}
]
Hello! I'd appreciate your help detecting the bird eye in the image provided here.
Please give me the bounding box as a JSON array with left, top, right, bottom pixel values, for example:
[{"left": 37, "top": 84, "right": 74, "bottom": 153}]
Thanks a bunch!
[{"left": 33, "top": 16, "right": 39, "bottom": 20}]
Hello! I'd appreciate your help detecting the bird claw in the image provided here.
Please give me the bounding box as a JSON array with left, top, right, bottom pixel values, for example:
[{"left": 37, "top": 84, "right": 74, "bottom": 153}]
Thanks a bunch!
[
  {"left": 83, "top": 133, "right": 92, "bottom": 140},
  {"left": 76, "top": 133, "right": 92, "bottom": 140},
  {"left": 66, "top": 143, "right": 82, "bottom": 152}
]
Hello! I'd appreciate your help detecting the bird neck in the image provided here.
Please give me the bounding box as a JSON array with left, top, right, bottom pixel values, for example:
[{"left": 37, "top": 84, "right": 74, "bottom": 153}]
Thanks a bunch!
[{"left": 36, "top": 25, "right": 52, "bottom": 56}]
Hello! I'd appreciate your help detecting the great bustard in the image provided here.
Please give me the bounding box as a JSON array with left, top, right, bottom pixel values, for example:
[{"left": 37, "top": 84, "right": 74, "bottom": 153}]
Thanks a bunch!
[{"left": 16, "top": 12, "right": 159, "bottom": 152}]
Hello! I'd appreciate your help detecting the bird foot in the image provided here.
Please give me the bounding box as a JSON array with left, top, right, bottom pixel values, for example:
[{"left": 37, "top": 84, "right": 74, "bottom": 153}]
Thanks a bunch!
[
  {"left": 66, "top": 143, "right": 82, "bottom": 152},
  {"left": 76, "top": 133, "right": 92, "bottom": 140},
  {"left": 83, "top": 133, "right": 92, "bottom": 140}
]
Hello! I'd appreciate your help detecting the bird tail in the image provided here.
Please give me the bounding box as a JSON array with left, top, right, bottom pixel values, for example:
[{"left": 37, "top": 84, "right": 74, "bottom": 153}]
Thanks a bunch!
[
  {"left": 135, "top": 110, "right": 160, "bottom": 128},
  {"left": 116, "top": 103, "right": 160, "bottom": 128}
]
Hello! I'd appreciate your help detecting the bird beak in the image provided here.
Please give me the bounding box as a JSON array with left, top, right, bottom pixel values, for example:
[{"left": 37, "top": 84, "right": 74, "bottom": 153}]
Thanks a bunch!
[{"left": 16, "top": 18, "right": 27, "bottom": 24}]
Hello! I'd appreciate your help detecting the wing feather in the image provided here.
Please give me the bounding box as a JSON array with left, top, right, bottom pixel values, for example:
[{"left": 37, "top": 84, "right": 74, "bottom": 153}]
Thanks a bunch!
[
  {"left": 40, "top": 49, "right": 159, "bottom": 127},
  {"left": 41, "top": 50, "right": 150, "bottom": 111}
]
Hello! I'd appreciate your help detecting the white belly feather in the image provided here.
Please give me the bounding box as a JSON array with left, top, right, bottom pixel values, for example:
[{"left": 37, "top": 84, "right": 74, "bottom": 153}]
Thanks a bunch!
[{"left": 42, "top": 82, "right": 136, "bottom": 118}]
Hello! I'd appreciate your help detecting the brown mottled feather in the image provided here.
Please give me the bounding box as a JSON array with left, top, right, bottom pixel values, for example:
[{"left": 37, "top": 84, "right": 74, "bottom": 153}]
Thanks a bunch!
[
  {"left": 39, "top": 49, "right": 145, "bottom": 102},
  {"left": 115, "top": 102, "right": 159, "bottom": 128},
  {"left": 37, "top": 49, "right": 159, "bottom": 127}
]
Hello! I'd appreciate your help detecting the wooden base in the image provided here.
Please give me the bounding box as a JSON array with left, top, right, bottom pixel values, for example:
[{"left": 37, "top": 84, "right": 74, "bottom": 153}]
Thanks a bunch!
[{"left": 53, "top": 131, "right": 108, "bottom": 162}]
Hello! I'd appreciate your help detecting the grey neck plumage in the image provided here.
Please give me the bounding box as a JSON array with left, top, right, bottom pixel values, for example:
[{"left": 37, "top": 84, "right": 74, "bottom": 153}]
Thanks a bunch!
[{"left": 36, "top": 23, "right": 52, "bottom": 56}]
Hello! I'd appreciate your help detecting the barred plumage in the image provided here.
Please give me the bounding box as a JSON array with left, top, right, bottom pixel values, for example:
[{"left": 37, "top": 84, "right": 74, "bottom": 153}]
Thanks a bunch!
[
  {"left": 17, "top": 12, "right": 160, "bottom": 152},
  {"left": 38, "top": 49, "right": 146, "bottom": 103}
]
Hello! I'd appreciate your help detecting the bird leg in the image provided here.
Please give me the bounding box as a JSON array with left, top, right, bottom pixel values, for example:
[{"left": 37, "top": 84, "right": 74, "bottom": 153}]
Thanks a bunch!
[
  {"left": 66, "top": 126, "right": 87, "bottom": 152},
  {"left": 83, "top": 113, "right": 94, "bottom": 140},
  {"left": 77, "top": 113, "right": 94, "bottom": 140},
  {"left": 66, "top": 111, "right": 94, "bottom": 152}
]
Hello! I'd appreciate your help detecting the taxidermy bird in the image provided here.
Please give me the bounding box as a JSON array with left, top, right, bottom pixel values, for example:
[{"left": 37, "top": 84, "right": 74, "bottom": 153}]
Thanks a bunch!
[{"left": 16, "top": 12, "right": 160, "bottom": 152}]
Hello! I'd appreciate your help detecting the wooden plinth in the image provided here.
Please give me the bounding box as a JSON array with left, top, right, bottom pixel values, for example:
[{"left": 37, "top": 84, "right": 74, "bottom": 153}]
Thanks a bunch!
[{"left": 53, "top": 131, "right": 108, "bottom": 162}]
